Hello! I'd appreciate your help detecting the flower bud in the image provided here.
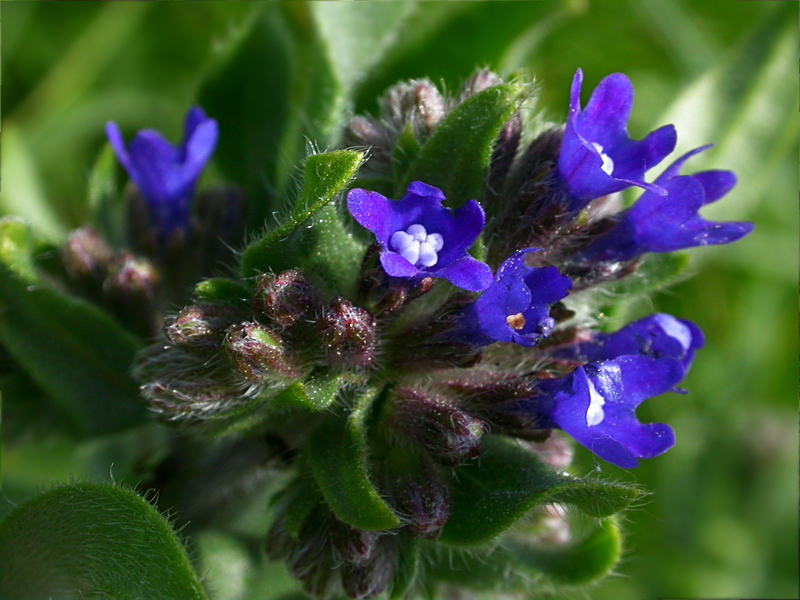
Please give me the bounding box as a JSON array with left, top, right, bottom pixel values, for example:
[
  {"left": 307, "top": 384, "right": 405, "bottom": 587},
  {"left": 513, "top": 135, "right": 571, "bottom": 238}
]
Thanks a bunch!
[
  {"left": 340, "top": 536, "right": 396, "bottom": 600},
  {"left": 224, "top": 322, "right": 305, "bottom": 383},
  {"left": 382, "top": 79, "right": 446, "bottom": 141},
  {"left": 331, "top": 521, "right": 380, "bottom": 566},
  {"left": 317, "top": 298, "right": 377, "bottom": 369},
  {"left": 382, "top": 453, "right": 452, "bottom": 540},
  {"left": 458, "top": 69, "right": 504, "bottom": 102},
  {"left": 164, "top": 304, "right": 243, "bottom": 358},
  {"left": 60, "top": 226, "right": 114, "bottom": 297},
  {"left": 253, "top": 269, "right": 320, "bottom": 328},
  {"left": 103, "top": 253, "right": 160, "bottom": 338},
  {"left": 389, "top": 388, "right": 483, "bottom": 466}
]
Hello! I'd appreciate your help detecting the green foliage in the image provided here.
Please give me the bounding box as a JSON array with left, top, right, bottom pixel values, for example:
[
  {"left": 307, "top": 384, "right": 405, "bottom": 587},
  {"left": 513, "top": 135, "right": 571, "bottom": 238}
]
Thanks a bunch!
[
  {"left": 441, "top": 436, "right": 642, "bottom": 546},
  {"left": 274, "top": 370, "right": 345, "bottom": 412},
  {"left": 400, "top": 83, "right": 527, "bottom": 207},
  {"left": 505, "top": 517, "right": 623, "bottom": 585},
  {"left": 0, "top": 218, "right": 145, "bottom": 436},
  {"left": 0, "top": 483, "right": 207, "bottom": 600},
  {"left": 306, "top": 387, "right": 400, "bottom": 531},
  {"left": 239, "top": 150, "right": 364, "bottom": 295}
]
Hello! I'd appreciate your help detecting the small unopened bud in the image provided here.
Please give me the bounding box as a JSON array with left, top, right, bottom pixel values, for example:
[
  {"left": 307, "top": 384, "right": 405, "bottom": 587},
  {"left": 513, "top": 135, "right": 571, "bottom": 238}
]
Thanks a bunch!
[
  {"left": 254, "top": 269, "right": 320, "bottom": 328},
  {"left": 458, "top": 69, "right": 504, "bottom": 102},
  {"left": 340, "top": 536, "right": 396, "bottom": 600},
  {"left": 390, "top": 388, "right": 483, "bottom": 466},
  {"left": 165, "top": 304, "right": 243, "bottom": 357},
  {"left": 382, "top": 79, "right": 446, "bottom": 140},
  {"left": 317, "top": 298, "right": 377, "bottom": 369},
  {"left": 331, "top": 521, "right": 380, "bottom": 566},
  {"left": 529, "top": 431, "right": 574, "bottom": 471},
  {"left": 383, "top": 454, "right": 452, "bottom": 540},
  {"left": 224, "top": 322, "right": 305, "bottom": 383},
  {"left": 60, "top": 226, "right": 114, "bottom": 298},
  {"left": 104, "top": 253, "right": 160, "bottom": 338}
]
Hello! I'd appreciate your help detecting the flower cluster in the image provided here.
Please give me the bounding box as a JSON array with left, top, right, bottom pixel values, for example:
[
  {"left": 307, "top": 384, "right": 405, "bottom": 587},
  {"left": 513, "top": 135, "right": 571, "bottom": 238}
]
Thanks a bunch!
[{"left": 114, "top": 69, "right": 751, "bottom": 599}]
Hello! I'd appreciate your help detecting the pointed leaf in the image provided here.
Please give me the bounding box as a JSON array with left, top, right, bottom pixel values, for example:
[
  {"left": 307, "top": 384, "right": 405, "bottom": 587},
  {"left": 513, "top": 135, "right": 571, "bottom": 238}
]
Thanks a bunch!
[
  {"left": 0, "top": 218, "right": 146, "bottom": 436},
  {"left": 603, "top": 252, "right": 690, "bottom": 299},
  {"left": 306, "top": 387, "right": 400, "bottom": 531},
  {"left": 0, "top": 483, "right": 208, "bottom": 600},
  {"left": 505, "top": 517, "right": 623, "bottom": 585},
  {"left": 239, "top": 150, "right": 365, "bottom": 294},
  {"left": 198, "top": 4, "right": 345, "bottom": 231},
  {"left": 401, "top": 83, "right": 527, "bottom": 207},
  {"left": 440, "top": 436, "right": 642, "bottom": 546},
  {"left": 274, "top": 370, "right": 344, "bottom": 412}
]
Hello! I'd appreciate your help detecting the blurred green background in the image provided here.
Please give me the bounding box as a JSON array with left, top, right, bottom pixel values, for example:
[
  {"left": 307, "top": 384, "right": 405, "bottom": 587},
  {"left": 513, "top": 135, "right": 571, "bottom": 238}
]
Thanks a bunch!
[{"left": 1, "top": 1, "right": 797, "bottom": 599}]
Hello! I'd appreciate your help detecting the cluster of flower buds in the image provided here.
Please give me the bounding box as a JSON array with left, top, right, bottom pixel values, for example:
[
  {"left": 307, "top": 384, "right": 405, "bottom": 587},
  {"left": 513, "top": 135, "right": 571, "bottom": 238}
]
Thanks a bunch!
[{"left": 126, "top": 70, "right": 752, "bottom": 599}]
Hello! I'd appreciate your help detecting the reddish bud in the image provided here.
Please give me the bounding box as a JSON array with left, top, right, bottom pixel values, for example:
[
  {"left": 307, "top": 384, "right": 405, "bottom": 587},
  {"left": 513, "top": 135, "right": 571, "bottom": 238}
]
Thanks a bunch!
[
  {"left": 254, "top": 269, "right": 320, "bottom": 328},
  {"left": 164, "top": 304, "right": 243, "bottom": 357},
  {"left": 317, "top": 298, "right": 377, "bottom": 369},
  {"left": 224, "top": 322, "right": 305, "bottom": 383}
]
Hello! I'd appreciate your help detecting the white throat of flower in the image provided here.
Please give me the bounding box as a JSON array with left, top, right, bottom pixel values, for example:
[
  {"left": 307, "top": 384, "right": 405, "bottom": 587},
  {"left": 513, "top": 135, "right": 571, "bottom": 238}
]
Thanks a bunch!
[
  {"left": 591, "top": 142, "right": 615, "bottom": 176},
  {"left": 390, "top": 223, "right": 444, "bottom": 267},
  {"left": 585, "top": 376, "right": 606, "bottom": 427}
]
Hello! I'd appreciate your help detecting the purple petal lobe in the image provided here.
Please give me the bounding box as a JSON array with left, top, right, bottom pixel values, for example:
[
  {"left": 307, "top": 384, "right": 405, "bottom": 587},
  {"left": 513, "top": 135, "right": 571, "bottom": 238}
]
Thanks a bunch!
[
  {"left": 557, "top": 69, "right": 676, "bottom": 209},
  {"left": 105, "top": 106, "right": 217, "bottom": 237},
  {"left": 346, "top": 182, "right": 491, "bottom": 292}
]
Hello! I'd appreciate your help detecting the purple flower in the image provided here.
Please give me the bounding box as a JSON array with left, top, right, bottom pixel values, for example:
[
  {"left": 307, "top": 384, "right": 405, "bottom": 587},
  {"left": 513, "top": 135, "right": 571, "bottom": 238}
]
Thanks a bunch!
[
  {"left": 106, "top": 106, "right": 218, "bottom": 237},
  {"left": 557, "top": 69, "right": 676, "bottom": 211},
  {"left": 347, "top": 182, "right": 493, "bottom": 292},
  {"left": 554, "top": 313, "right": 704, "bottom": 373},
  {"left": 452, "top": 249, "right": 572, "bottom": 347},
  {"left": 531, "top": 356, "right": 683, "bottom": 468},
  {"left": 578, "top": 146, "right": 754, "bottom": 263}
]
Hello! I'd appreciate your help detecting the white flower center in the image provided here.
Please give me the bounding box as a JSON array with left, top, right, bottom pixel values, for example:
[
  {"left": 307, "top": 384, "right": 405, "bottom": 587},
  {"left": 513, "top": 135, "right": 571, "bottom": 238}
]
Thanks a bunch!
[
  {"left": 591, "top": 142, "right": 615, "bottom": 176},
  {"left": 390, "top": 223, "right": 444, "bottom": 267},
  {"left": 585, "top": 377, "right": 606, "bottom": 427}
]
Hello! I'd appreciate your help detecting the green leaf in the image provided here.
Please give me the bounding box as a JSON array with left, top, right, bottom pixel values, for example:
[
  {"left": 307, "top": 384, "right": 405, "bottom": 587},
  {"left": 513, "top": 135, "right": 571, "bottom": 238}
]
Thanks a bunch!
[
  {"left": 391, "top": 538, "right": 421, "bottom": 600},
  {"left": 195, "top": 277, "right": 253, "bottom": 307},
  {"left": 306, "top": 387, "right": 400, "bottom": 531},
  {"left": 602, "top": 252, "right": 691, "bottom": 300},
  {"left": 505, "top": 517, "right": 623, "bottom": 585},
  {"left": 440, "top": 436, "right": 642, "bottom": 546},
  {"left": 0, "top": 218, "right": 146, "bottom": 436},
  {"left": 400, "top": 83, "right": 527, "bottom": 207},
  {"left": 239, "top": 149, "right": 365, "bottom": 293},
  {"left": 198, "top": 4, "right": 345, "bottom": 231},
  {"left": 658, "top": 4, "right": 797, "bottom": 222},
  {"left": 87, "top": 144, "right": 125, "bottom": 248},
  {"left": 274, "top": 370, "right": 344, "bottom": 412},
  {"left": 310, "top": 2, "right": 415, "bottom": 92},
  {"left": 426, "top": 545, "right": 528, "bottom": 593},
  {"left": 0, "top": 124, "right": 66, "bottom": 241},
  {"left": 0, "top": 483, "right": 208, "bottom": 600}
]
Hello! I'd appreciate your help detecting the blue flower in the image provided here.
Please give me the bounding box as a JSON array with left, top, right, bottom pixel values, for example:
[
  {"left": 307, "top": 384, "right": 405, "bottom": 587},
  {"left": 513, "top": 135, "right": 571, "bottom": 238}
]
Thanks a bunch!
[
  {"left": 452, "top": 249, "right": 572, "bottom": 347},
  {"left": 578, "top": 146, "right": 754, "bottom": 262},
  {"left": 531, "top": 356, "right": 684, "bottom": 468},
  {"left": 557, "top": 69, "right": 677, "bottom": 211},
  {"left": 347, "top": 182, "right": 493, "bottom": 292},
  {"left": 106, "top": 106, "right": 218, "bottom": 237},
  {"left": 554, "top": 313, "right": 704, "bottom": 373}
]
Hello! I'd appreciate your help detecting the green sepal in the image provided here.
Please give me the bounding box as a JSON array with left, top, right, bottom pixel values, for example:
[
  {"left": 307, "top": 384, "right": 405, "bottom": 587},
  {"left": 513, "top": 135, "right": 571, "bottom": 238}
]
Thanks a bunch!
[
  {"left": 505, "top": 516, "right": 623, "bottom": 585},
  {"left": 604, "top": 252, "right": 690, "bottom": 300},
  {"left": 390, "top": 537, "right": 421, "bottom": 600},
  {"left": 400, "top": 83, "right": 527, "bottom": 208},
  {"left": 440, "top": 436, "right": 642, "bottom": 546},
  {"left": 306, "top": 386, "right": 400, "bottom": 531},
  {"left": 239, "top": 149, "right": 365, "bottom": 295},
  {"left": 0, "top": 218, "right": 146, "bottom": 436},
  {"left": 195, "top": 277, "right": 253, "bottom": 307},
  {"left": 87, "top": 143, "right": 125, "bottom": 248},
  {"left": 274, "top": 369, "right": 344, "bottom": 411},
  {"left": 426, "top": 545, "right": 528, "bottom": 593},
  {"left": 392, "top": 122, "right": 422, "bottom": 183},
  {"left": 0, "top": 483, "right": 208, "bottom": 600}
]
